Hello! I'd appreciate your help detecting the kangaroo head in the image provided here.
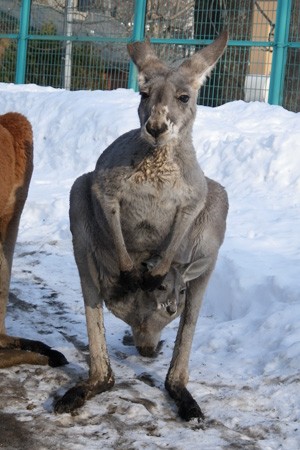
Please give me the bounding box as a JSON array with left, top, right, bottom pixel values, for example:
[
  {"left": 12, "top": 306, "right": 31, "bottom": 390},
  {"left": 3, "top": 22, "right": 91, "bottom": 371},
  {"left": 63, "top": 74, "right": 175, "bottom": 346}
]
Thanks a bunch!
[
  {"left": 127, "top": 31, "right": 228, "bottom": 148},
  {"left": 132, "top": 256, "right": 212, "bottom": 357}
]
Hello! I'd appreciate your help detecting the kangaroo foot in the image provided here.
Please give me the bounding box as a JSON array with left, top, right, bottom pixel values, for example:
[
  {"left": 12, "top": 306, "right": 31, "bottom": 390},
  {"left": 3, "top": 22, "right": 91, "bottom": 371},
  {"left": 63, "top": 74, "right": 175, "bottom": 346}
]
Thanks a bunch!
[
  {"left": 47, "top": 349, "right": 68, "bottom": 367},
  {"left": 54, "top": 385, "right": 88, "bottom": 414},
  {"left": 165, "top": 382, "right": 205, "bottom": 422},
  {"left": 54, "top": 375, "right": 115, "bottom": 414},
  {"left": 18, "top": 338, "right": 68, "bottom": 367},
  {"left": 177, "top": 392, "right": 205, "bottom": 422}
]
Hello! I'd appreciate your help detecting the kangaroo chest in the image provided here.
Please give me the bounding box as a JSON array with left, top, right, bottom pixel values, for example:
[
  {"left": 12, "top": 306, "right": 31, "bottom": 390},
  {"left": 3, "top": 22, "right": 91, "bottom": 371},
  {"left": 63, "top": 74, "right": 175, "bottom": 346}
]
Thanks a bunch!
[
  {"left": 129, "top": 145, "right": 181, "bottom": 185},
  {"left": 118, "top": 149, "right": 192, "bottom": 250},
  {"left": 119, "top": 186, "right": 180, "bottom": 248}
]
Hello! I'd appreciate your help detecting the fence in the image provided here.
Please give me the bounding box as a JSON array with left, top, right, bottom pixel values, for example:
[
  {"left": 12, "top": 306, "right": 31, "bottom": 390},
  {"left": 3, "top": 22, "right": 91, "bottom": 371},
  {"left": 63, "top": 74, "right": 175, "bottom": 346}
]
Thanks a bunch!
[{"left": 0, "top": 0, "right": 299, "bottom": 112}]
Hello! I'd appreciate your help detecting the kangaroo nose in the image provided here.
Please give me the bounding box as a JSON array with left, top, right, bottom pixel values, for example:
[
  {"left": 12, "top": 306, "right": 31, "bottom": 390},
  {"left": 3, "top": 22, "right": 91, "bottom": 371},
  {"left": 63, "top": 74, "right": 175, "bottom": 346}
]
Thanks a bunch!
[
  {"left": 146, "top": 122, "right": 167, "bottom": 138},
  {"left": 166, "top": 304, "right": 177, "bottom": 315}
]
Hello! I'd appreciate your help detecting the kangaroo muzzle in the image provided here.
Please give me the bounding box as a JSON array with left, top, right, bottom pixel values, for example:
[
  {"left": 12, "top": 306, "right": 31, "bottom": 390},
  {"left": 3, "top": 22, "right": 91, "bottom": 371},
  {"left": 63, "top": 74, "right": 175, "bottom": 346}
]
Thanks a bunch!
[{"left": 142, "top": 105, "right": 177, "bottom": 146}]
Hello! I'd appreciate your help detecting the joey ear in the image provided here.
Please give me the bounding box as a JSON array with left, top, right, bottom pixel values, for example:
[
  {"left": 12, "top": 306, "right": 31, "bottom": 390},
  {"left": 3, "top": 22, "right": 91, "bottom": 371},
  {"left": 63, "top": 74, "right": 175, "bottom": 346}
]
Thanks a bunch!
[
  {"left": 179, "top": 29, "right": 228, "bottom": 90},
  {"left": 142, "top": 255, "right": 161, "bottom": 271},
  {"left": 180, "top": 256, "right": 213, "bottom": 283},
  {"left": 127, "top": 39, "right": 168, "bottom": 85}
]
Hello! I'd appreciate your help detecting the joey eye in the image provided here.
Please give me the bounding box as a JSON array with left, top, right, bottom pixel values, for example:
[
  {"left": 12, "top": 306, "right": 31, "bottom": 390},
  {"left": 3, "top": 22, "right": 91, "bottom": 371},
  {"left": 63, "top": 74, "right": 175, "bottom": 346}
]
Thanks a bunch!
[
  {"left": 178, "top": 95, "right": 190, "bottom": 104},
  {"left": 179, "top": 287, "right": 186, "bottom": 295},
  {"left": 158, "top": 285, "right": 166, "bottom": 291},
  {"left": 140, "top": 91, "right": 149, "bottom": 100}
]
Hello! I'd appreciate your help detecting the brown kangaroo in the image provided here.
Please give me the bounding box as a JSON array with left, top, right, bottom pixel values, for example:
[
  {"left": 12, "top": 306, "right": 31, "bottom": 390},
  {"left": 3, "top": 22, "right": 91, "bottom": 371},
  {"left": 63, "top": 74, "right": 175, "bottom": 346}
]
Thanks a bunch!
[{"left": 0, "top": 112, "right": 67, "bottom": 368}]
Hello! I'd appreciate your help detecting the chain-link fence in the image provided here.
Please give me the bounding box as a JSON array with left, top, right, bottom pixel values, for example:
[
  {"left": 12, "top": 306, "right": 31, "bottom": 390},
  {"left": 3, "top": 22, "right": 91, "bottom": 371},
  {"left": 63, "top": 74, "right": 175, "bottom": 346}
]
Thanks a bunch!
[{"left": 0, "top": 0, "right": 299, "bottom": 111}]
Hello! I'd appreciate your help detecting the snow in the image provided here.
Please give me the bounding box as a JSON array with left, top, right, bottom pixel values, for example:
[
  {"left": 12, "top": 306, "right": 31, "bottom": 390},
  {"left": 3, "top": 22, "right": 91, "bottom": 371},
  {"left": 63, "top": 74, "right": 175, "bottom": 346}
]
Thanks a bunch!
[{"left": 1, "top": 82, "right": 300, "bottom": 449}]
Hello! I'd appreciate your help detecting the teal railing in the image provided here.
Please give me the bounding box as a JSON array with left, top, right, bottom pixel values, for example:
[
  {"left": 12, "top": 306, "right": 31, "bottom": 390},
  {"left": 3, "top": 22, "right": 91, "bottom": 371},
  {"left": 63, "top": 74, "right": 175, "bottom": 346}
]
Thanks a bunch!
[{"left": 0, "top": 0, "right": 299, "bottom": 111}]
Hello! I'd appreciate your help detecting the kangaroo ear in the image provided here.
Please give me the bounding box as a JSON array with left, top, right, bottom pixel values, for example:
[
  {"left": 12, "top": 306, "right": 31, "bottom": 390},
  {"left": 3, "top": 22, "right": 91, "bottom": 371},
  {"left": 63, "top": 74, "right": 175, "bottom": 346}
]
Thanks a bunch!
[
  {"left": 178, "top": 30, "right": 228, "bottom": 90},
  {"left": 180, "top": 256, "right": 213, "bottom": 283},
  {"left": 142, "top": 255, "right": 161, "bottom": 271},
  {"left": 127, "top": 39, "right": 168, "bottom": 85}
]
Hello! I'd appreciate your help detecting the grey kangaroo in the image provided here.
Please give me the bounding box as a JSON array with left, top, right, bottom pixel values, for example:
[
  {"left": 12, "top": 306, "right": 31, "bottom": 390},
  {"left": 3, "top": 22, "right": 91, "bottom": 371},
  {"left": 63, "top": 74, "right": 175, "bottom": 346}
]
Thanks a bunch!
[{"left": 55, "top": 31, "right": 229, "bottom": 421}]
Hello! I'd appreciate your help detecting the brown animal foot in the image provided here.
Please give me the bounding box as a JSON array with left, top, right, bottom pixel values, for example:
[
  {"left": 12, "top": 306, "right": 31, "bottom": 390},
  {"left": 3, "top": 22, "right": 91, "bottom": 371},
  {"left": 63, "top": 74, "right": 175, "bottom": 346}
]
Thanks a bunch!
[
  {"left": 19, "top": 338, "right": 68, "bottom": 367},
  {"left": 48, "top": 349, "right": 69, "bottom": 367},
  {"left": 54, "top": 376, "right": 115, "bottom": 414},
  {"left": 165, "top": 382, "right": 205, "bottom": 422},
  {"left": 141, "top": 272, "right": 166, "bottom": 291},
  {"left": 16, "top": 338, "right": 68, "bottom": 367}
]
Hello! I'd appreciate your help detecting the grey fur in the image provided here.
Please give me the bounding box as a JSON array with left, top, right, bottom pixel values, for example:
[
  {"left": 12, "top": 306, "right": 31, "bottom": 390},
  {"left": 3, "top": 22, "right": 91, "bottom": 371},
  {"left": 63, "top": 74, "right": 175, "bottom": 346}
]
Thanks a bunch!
[{"left": 54, "top": 31, "right": 229, "bottom": 421}]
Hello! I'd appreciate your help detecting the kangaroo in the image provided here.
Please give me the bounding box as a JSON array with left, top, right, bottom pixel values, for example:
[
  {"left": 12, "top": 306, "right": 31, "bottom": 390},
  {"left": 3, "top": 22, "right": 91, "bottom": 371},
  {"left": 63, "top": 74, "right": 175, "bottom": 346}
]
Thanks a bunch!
[
  {"left": 0, "top": 112, "right": 67, "bottom": 368},
  {"left": 55, "top": 31, "right": 229, "bottom": 421},
  {"left": 106, "top": 256, "right": 211, "bottom": 357}
]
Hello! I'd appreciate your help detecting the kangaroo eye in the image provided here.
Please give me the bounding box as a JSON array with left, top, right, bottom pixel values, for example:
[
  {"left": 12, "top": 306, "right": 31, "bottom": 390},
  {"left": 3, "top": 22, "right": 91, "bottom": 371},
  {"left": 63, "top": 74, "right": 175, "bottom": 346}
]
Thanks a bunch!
[
  {"left": 179, "top": 287, "right": 186, "bottom": 295},
  {"left": 158, "top": 285, "right": 166, "bottom": 291},
  {"left": 140, "top": 91, "right": 149, "bottom": 100},
  {"left": 178, "top": 95, "right": 189, "bottom": 104}
]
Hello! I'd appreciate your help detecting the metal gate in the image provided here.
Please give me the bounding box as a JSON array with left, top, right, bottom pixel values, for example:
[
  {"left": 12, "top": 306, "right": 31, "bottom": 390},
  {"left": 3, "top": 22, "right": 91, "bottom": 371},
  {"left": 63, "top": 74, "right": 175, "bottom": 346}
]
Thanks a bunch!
[{"left": 0, "top": 0, "right": 299, "bottom": 111}]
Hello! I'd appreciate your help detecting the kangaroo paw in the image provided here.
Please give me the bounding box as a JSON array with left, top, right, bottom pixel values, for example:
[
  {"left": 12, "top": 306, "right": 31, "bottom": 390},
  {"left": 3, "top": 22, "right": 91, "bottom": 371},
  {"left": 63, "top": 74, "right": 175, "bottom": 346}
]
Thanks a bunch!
[
  {"left": 142, "top": 272, "right": 166, "bottom": 291},
  {"left": 119, "top": 269, "right": 141, "bottom": 293}
]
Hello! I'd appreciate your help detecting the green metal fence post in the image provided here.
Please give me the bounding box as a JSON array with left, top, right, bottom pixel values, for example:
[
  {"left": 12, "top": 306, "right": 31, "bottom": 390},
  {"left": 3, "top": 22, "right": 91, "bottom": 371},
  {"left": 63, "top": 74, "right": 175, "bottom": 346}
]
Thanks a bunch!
[
  {"left": 15, "top": 0, "right": 31, "bottom": 84},
  {"left": 128, "top": 0, "right": 147, "bottom": 91},
  {"left": 268, "top": 0, "right": 292, "bottom": 106}
]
